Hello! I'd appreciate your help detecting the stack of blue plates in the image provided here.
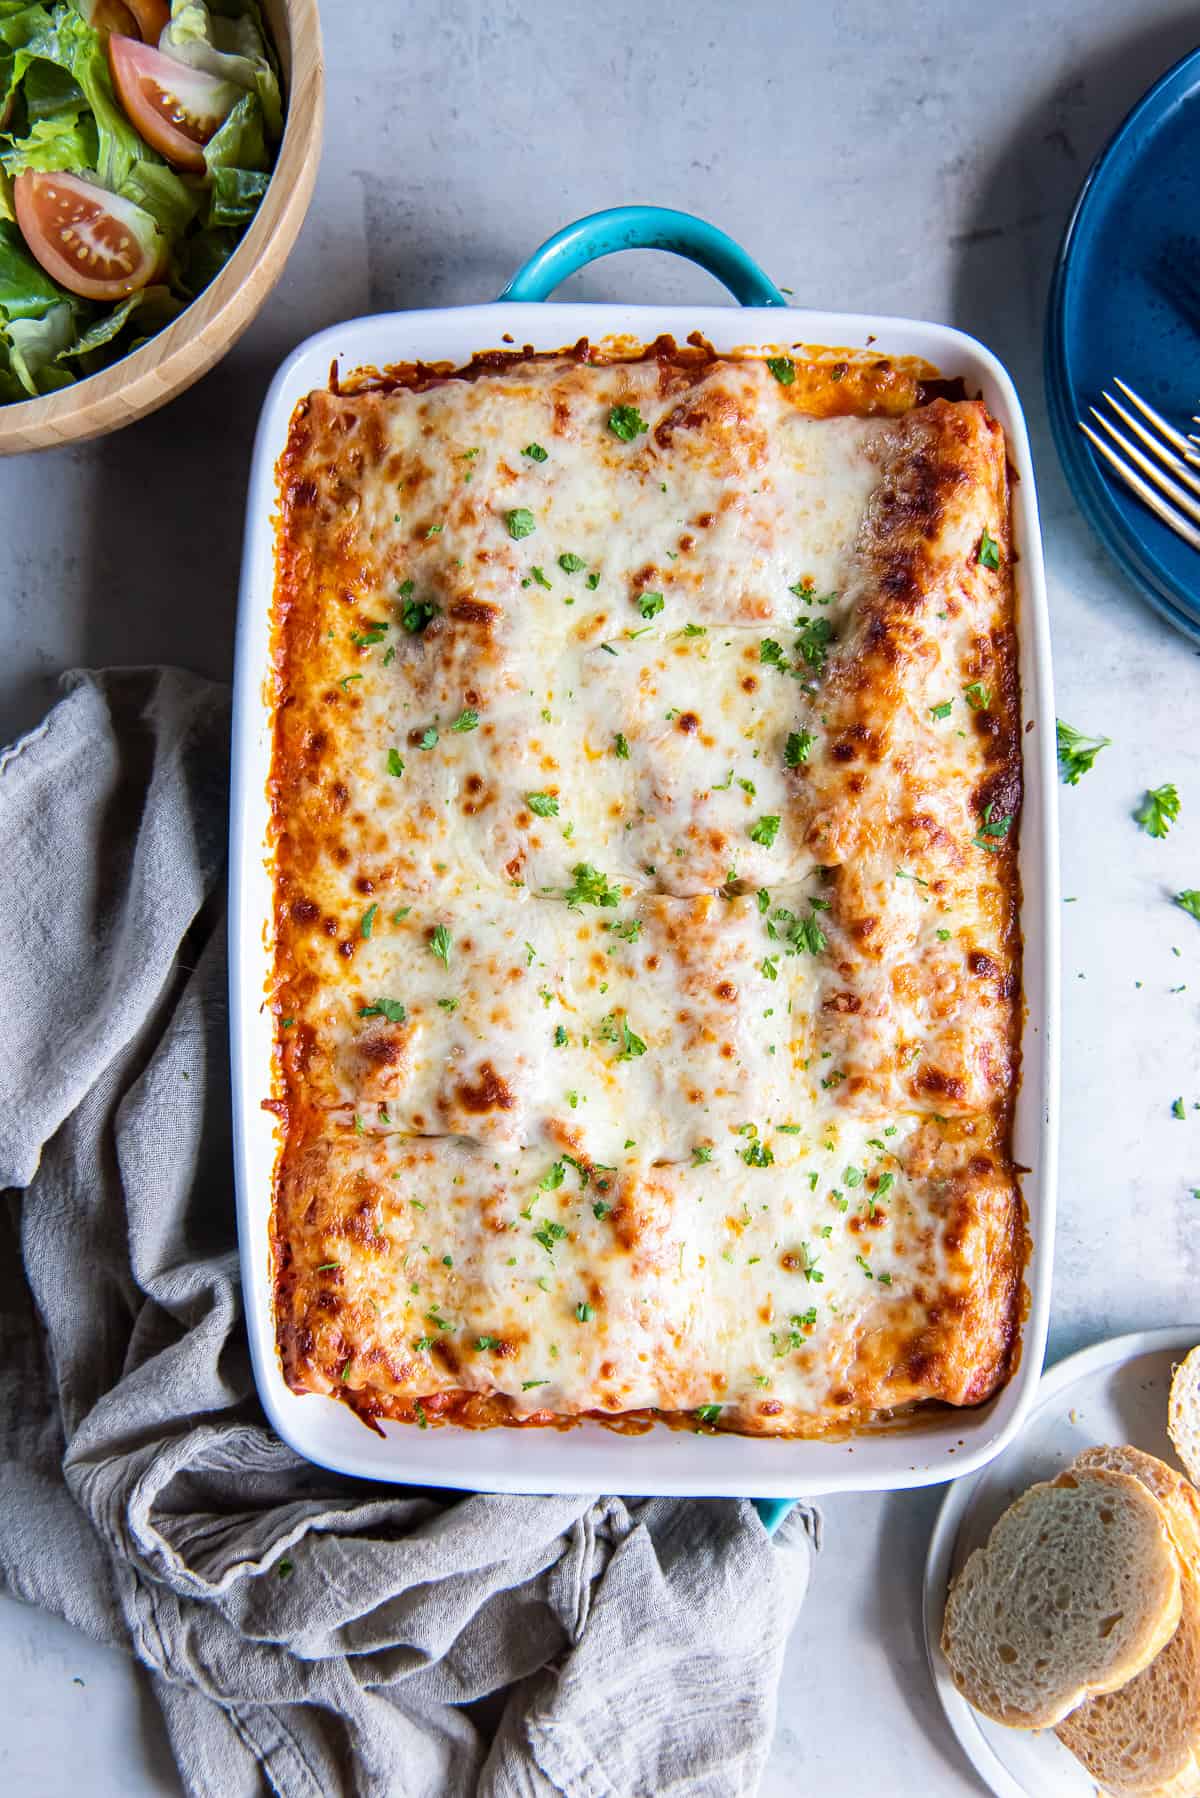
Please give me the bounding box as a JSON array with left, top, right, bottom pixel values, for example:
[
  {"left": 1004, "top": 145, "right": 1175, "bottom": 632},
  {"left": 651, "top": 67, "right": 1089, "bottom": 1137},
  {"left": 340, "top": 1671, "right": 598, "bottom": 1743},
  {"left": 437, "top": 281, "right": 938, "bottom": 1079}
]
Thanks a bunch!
[{"left": 1046, "top": 45, "right": 1200, "bottom": 643}]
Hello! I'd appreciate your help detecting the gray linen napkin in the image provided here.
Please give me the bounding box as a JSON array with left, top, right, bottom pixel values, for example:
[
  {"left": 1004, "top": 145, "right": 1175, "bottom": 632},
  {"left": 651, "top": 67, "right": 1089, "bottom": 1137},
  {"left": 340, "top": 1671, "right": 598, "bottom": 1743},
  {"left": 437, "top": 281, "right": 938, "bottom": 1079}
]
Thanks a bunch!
[{"left": 0, "top": 668, "right": 817, "bottom": 1798}]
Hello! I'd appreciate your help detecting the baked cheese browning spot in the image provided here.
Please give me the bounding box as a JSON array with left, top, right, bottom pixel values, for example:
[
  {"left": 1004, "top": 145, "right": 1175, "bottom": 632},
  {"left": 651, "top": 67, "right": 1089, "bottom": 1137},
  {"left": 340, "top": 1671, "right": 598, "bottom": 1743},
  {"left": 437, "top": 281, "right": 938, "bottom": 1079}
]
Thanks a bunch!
[{"left": 269, "top": 353, "right": 1023, "bottom": 1436}]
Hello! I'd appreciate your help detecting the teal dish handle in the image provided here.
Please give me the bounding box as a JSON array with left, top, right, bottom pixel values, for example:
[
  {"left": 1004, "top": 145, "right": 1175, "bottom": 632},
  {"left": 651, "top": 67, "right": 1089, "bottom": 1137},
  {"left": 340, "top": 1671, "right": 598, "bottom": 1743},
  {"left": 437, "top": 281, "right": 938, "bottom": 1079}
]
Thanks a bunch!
[{"left": 498, "top": 205, "right": 788, "bottom": 307}]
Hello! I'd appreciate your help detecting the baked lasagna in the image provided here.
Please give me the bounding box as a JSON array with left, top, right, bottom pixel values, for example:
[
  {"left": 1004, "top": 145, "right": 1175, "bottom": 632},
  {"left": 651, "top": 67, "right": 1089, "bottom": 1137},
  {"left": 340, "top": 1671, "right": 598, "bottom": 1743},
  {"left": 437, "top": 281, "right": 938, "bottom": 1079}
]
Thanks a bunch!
[{"left": 267, "top": 341, "right": 1024, "bottom": 1437}]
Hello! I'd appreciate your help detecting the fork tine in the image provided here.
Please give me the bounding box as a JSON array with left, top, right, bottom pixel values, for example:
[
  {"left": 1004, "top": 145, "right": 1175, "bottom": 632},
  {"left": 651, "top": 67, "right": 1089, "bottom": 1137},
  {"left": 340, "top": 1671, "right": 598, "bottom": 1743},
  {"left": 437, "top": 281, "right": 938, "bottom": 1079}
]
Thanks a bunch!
[
  {"left": 1079, "top": 420, "right": 1200, "bottom": 552},
  {"left": 1101, "top": 390, "right": 1200, "bottom": 484},
  {"left": 1087, "top": 408, "right": 1200, "bottom": 524},
  {"left": 1112, "top": 378, "right": 1198, "bottom": 458}
]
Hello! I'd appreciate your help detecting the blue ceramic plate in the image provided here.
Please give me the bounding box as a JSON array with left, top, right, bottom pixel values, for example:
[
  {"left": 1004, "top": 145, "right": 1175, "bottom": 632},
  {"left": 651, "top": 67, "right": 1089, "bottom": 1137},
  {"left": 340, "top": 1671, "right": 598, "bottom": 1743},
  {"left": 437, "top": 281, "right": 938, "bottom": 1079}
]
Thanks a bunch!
[{"left": 1046, "top": 44, "right": 1200, "bottom": 642}]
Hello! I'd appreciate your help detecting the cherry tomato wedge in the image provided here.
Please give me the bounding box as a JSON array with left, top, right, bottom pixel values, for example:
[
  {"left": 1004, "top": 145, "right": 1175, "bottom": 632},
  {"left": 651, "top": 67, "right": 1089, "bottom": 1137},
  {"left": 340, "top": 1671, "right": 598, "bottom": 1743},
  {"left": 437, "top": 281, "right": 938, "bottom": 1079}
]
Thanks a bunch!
[
  {"left": 13, "top": 171, "right": 167, "bottom": 302},
  {"left": 107, "top": 34, "right": 238, "bottom": 172},
  {"left": 124, "top": 0, "right": 170, "bottom": 40},
  {"left": 79, "top": 0, "right": 140, "bottom": 35}
]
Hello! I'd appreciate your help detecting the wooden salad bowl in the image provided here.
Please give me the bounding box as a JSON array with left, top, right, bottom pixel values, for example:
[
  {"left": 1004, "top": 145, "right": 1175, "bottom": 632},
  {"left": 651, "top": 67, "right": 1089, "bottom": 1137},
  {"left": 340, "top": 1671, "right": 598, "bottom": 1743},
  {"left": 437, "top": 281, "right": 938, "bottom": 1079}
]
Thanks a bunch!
[{"left": 0, "top": 0, "right": 323, "bottom": 455}]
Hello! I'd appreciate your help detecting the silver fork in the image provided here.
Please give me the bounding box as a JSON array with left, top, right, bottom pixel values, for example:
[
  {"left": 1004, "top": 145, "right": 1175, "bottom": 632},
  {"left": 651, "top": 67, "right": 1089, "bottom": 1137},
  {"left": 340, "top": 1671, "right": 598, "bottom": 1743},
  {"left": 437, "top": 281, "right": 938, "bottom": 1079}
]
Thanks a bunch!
[{"left": 1079, "top": 378, "right": 1200, "bottom": 551}]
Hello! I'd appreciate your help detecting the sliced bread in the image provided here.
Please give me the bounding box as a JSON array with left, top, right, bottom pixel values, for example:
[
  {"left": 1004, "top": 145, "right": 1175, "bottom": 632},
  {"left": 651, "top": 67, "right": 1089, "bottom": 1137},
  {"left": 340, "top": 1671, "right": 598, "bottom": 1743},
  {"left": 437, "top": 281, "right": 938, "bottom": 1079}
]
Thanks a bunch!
[
  {"left": 941, "top": 1466, "right": 1182, "bottom": 1729},
  {"left": 1169, "top": 1347, "right": 1200, "bottom": 1488},
  {"left": 1056, "top": 1447, "right": 1200, "bottom": 1798}
]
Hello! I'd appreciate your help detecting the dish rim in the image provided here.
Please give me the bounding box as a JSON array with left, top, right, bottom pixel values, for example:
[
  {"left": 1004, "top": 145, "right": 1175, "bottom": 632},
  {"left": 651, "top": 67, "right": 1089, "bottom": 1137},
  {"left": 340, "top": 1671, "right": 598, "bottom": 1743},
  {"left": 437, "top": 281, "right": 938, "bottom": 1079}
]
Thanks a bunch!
[{"left": 230, "top": 298, "right": 1059, "bottom": 1497}]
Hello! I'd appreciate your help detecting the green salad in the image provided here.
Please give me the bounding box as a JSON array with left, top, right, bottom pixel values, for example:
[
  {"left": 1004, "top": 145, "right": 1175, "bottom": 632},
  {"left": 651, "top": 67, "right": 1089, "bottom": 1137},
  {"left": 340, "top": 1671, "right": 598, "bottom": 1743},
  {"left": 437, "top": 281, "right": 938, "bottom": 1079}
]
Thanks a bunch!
[{"left": 0, "top": 0, "right": 282, "bottom": 402}]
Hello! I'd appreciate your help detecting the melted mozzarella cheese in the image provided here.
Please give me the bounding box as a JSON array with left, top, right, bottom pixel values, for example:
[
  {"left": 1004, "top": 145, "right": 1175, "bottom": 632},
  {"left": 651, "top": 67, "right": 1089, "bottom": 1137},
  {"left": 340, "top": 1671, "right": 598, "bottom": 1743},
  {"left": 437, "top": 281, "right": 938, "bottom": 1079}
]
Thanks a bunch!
[{"left": 269, "top": 354, "right": 1023, "bottom": 1435}]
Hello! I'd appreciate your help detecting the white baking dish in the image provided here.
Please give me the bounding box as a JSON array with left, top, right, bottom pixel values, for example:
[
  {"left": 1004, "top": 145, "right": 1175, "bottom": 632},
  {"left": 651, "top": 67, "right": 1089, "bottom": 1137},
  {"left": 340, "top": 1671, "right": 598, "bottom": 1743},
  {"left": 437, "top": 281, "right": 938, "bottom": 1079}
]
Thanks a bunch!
[{"left": 229, "top": 211, "right": 1059, "bottom": 1499}]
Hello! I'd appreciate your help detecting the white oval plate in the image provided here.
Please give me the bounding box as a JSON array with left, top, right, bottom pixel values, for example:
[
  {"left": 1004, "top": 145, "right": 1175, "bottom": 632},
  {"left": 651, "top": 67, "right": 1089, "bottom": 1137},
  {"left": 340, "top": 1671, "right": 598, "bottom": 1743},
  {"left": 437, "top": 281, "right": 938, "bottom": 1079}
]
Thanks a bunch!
[{"left": 923, "top": 1326, "right": 1200, "bottom": 1798}]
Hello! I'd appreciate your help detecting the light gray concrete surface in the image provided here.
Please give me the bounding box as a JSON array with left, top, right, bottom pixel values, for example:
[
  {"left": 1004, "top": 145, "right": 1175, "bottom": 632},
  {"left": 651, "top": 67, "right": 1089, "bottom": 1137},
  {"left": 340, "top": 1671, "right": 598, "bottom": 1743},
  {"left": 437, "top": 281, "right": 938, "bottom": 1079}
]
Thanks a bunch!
[{"left": 5, "top": 1, "right": 1200, "bottom": 1792}]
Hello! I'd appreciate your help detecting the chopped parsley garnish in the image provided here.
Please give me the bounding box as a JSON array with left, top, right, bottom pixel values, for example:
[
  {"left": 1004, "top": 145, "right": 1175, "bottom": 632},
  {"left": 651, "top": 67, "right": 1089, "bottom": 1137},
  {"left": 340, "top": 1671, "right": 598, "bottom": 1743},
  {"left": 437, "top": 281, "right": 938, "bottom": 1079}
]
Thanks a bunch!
[
  {"left": 575, "top": 1302, "right": 594, "bottom": 1323},
  {"left": 978, "top": 527, "right": 1001, "bottom": 570},
  {"left": 929, "top": 700, "right": 953, "bottom": 721},
  {"left": 749, "top": 814, "right": 781, "bottom": 848},
  {"left": 506, "top": 508, "right": 536, "bottom": 540},
  {"left": 314, "top": 1262, "right": 340, "bottom": 1272},
  {"left": 563, "top": 863, "right": 621, "bottom": 909},
  {"left": 1175, "top": 891, "right": 1200, "bottom": 923},
  {"left": 618, "top": 1019, "right": 647, "bottom": 1059},
  {"left": 339, "top": 674, "right": 363, "bottom": 690},
  {"left": 558, "top": 551, "right": 587, "bottom": 574},
  {"left": 766, "top": 356, "right": 796, "bottom": 385},
  {"left": 972, "top": 802, "right": 1012, "bottom": 853},
  {"left": 522, "top": 1379, "right": 549, "bottom": 1391},
  {"left": 1056, "top": 719, "right": 1111, "bottom": 784},
  {"left": 386, "top": 747, "right": 405, "bottom": 778},
  {"left": 766, "top": 903, "right": 828, "bottom": 956},
  {"left": 530, "top": 565, "right": 552, "bottom": 590},
  {"left": 586, "top": 572, "right": 601, "bottom": 590},
  {"left": 936, "top": 927, "right": 951, "bottom": 941},
  {"left": 693, "top": 1144, "right": 713, "bottom": 1164},
  {"left": 855, "top": 1253, "right": 874, "bottom": 1278},
  {"left": 695, "top": 1403, "right": 723, "bottom": 1425},
  {"left": 613, "top": 732, "right": 630, "bottom": 759},
  {"left": 1134, "top": 784, "right": 1180, "bottom": 840},
  {"left": 760, "top": 638, "right": 787, "bottom": 668},
  {"left": 526, "top": 791, "right": 559, "bottom": 816},
  {"left": 450, "top": 708, "right": 479, "bottom": 732},
  {"left": 637, "top": 590, "right": 665, "bottom": 619},
  {"left": 476, "top": 1335, "right": 500, "bottom": 1351},
  {"left": 538, "top": 1162, "right": 566, "bottom": 1192},
  {"left": 593, "top": 1200, "right": 611, "bottom": 1220},
  {"left": 553, "top": 1023, "right": 568, "bottom": 1046},
  {"left": 794, "top": 615, "right": 833, "bottom": 671},
  {"left": 761, "top": 956, "right": 779, "bottom": 980},
  {"left": 437, "top": 997, "right": 459, "bottom": 1012},
  {"left": 350, "top": 623, "right": 388, "bottom": 647},
  {"left": 418, "top": 726, "right": 439, "bottom": 750},
  {"left": 607, "top": 404, "right": 647, "bottom": 441},
  {"left": 784, "top": 729, "right": 814, "bottom": 767},
  {"left": 533, "top": 1219, "right": 568, "bottom": 1255},
  {"left": 361, "top": 903, "right": 378, "bottom": 940},
  {"left": 875, "top": 1172, "right": 895, "bottom": 1202},
  {"left": 401, "top": 596, "right": 439, "bottom": 633},
  {"left": 963, "top": 682, "right": 991, "bottom": 711},
  {"left": 429, "top": 924, "right": 452, "bottom": 968},
  {"left": 358, "top": 998, "right": 406, "bottom": 1023},
  {"left": 741, "top": 1137, "right": 774, "bottom": 1168},
  {"left": 606, "top": 918, "right": 642, "bottom": 944},
  {"left": 522, "top": 442, "right": 548, "bottom": 461}
]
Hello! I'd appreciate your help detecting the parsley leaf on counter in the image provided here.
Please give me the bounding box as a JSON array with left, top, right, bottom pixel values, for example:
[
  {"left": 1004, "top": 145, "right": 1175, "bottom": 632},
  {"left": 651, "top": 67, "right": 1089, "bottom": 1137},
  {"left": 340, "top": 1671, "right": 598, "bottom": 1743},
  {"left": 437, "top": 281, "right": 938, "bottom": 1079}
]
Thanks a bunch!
[
  {"left": 607, "top": 405, "right": 647, "bottom": 441},
  {"left": 1134, "top": 784, "right": 1181, "bottom": 839},
  {"left": 1056, "top": 720, "right": 1111, "bottom": 785},
  {"left": 1173, "top": 1097, "right": 1187, "bottom": 1120},
  {"left": 1176, "top": 890, "right": 1200, "bottom": 923}
]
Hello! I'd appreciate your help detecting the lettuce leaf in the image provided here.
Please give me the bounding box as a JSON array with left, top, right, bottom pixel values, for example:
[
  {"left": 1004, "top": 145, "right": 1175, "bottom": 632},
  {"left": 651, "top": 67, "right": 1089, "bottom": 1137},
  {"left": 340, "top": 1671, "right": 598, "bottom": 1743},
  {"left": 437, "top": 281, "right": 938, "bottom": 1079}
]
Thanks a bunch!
[
  {"left": 178, "top": 219, "right": 236, "bottom": 292},
  {"left": 160, "top": 0, "right": 281, "bottom": 137},
  {"left": 201, "top": 87, "right": 265, "bottom": 176},
  {"left": 207, "top": 161, "right": 263, "bottom": 226},
  {"left": 119, "top": 157, "right": 198, "bottom": 235},
  {"left": 61, "top": 280, "right": 180, "bottom": 359},
  {"left": 0, "top": 216, "right": 68, "bottom": 315},
  {"left": 0, "top": 107, "right": 97, "bottom": 172},
  {"left": 5, "top": 294, "right": 75, "bottom": 390}
]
